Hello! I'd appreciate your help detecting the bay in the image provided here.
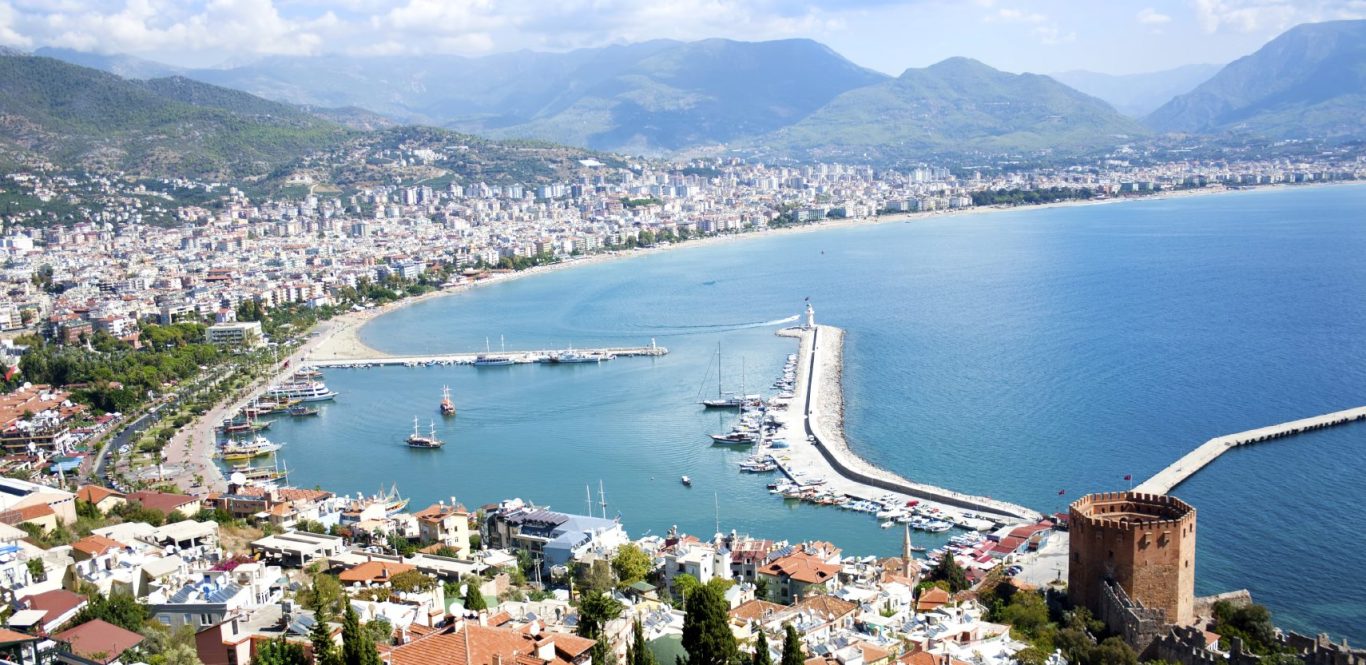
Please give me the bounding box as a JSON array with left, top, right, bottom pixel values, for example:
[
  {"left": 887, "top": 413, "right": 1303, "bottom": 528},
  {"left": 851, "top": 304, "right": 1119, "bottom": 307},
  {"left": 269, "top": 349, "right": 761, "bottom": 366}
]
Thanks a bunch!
[{"left": 267, "top": 184, "right": 1366, "bottom": 642}]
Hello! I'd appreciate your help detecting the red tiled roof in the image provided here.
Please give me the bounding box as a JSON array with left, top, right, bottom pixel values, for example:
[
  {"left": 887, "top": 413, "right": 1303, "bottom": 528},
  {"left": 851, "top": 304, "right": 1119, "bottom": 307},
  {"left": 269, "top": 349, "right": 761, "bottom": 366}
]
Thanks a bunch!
[
  {"left": 0, "top": 628, "right": 40, "bottom": 644},
  {"left": 915, "top": 587, "right": 950, "bottom": 612},
  {"left": 391, "top": 624, "right": 591, "bottom": 665},
  {"left": 71, "top": 535, "right": 125, "bottom": 557},
  {"left": 339, "top": 560, "right": 416, "bottom": 584},
  {"left": 759, "top": 551, "right": 840, "bottom": 585},
  {"left": 729, "top": 599, "right": 784, "bottom": 624},
  {"left": 76, "top": 485, "right": 124, "bottom": 505},
  {"left": 126, "top": 491, "right": 197, "bottom": 516},
  {"left": 55, "top": 619, "right": 144, "bottom": 664},
  {"left": 25, "top": 589, "right": 87, "bottom": 624}
]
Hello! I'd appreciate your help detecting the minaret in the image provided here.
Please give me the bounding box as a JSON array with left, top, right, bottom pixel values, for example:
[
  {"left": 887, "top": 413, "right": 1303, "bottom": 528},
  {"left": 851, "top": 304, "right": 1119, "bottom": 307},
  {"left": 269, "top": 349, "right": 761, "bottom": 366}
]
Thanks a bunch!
[
  {"left": 902, "top": 523, "right": 913, "bottom": 574},
  {"left": 805, "top": 301, "right": 815, "bottom": 329}
]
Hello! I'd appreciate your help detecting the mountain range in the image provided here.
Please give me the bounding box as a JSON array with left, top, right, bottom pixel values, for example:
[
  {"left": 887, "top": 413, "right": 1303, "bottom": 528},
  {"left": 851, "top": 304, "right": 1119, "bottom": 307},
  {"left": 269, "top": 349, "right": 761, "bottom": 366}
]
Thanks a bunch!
[
  {"left": 8, "top": 19, "right": 1366, "bottom": 170},
  {"left": 1147, "top": 20, "right": 1366, "bottom": 138}
]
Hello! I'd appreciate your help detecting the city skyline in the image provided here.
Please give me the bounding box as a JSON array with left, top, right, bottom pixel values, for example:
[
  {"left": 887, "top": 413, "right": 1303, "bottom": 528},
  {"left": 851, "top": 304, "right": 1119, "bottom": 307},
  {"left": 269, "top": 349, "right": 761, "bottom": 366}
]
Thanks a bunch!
[{"left": 1, "top": 0, "right": 1364, "bottom": 76}]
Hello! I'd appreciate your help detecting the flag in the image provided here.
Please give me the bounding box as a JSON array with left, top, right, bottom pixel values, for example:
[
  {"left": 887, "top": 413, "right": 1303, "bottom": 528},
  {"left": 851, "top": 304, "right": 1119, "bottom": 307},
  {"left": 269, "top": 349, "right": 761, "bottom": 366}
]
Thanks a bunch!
[
  {"left": 4, "top": 365, "right": 18, "bottom": 382},
  {"left": 1124, "top": 474, "right": 1132, "bottom": 481},
  {"left": 1057, "top": 489, "right": 1065, "bottom": 496}
]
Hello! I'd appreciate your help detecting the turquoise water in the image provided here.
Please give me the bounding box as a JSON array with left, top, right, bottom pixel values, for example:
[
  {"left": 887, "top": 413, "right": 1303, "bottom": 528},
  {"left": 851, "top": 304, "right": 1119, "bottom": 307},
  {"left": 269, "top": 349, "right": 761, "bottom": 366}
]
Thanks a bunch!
[{"left": 269, "top": 184, "right": 1366, "bottom": 642}]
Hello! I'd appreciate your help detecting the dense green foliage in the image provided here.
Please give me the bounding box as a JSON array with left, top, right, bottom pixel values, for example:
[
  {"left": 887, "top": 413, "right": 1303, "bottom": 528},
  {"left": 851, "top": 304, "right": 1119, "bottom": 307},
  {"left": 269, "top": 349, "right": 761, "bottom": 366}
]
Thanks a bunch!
[
  {"left": 463, "top": 581, "right": 488, "bottom": 611},
  {"left": 970, "top": 187, "right": 1098, "bottom": 207},
  {"left": 254, "top": 637, "right": 308, "bottom": 665},
  {"left": 71, "top": 591, "right": 151, "bottom": 633},
  {"left": 612, "top": 544, "right": 653, "bottom": 586},
  {"left": 926, "top": 554, "right": 970, "bottom": 593},
  {"left": 310, "top": 606, "right": 343, "bottom": 665},
  {"left": 1212, "top": 601, "right": 1284, "bottom": 656},
  {"left": 576, "top": 591, "right": 623, "bottom": 640},
  {"left": 0, "top": 55, "right": 350, "bottom": 177},
  {"left": 340, "top": 603, "right": 381, "bottom": 665},
  {"left": 680, "top": 584, "right": 738, "bottom": 665},
  {"left": 627, "top": 619, "right": 657, "bottom": 665},
  {"left": 751, "top": 631, "right": 772, "bottom": 665},
  {"left": 779, "top": 625, "right": 802, "bottom": 665}
]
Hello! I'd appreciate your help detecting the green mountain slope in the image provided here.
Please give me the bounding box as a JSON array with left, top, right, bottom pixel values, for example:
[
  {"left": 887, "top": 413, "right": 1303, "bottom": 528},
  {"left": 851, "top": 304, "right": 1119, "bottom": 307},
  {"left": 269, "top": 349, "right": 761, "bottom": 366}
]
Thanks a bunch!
[
  {"left": 759, "top": 58, "right": 1145, "bottom": 160},
  {"left": 0, "top": 54, "right": 350, "bottom": 177},
  {"left": 1146, "top": 20, "right": 1366, "bottom": 138}
]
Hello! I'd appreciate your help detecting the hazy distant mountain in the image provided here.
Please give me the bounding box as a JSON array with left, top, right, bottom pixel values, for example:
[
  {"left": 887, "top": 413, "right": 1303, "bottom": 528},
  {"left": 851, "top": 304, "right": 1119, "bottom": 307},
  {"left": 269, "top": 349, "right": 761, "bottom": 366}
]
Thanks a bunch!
[
  {"left": 34, "top": 46, "right": 182, "bottom": 79},
  {"left": 39, "top": 39, "right": 887, "bottom": 154},
  {"left": 1051, "top": 64, "right": 1222, "bottom": 116},
  {"left": 1146, "top": 20, "right": 1366, "bottom": 138},
  {"left": 0, "top": 53, "right": 349, "bottom": 177},
  {"left": 760, "top": 57, "right": 1145, "bottom": 160}
]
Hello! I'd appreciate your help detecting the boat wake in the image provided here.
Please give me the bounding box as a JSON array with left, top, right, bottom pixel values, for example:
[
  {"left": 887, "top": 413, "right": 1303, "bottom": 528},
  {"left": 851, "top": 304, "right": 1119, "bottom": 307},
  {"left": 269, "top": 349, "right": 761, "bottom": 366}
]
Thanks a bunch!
[{"left": 637, "top": 314, "right": 799, "bottom": 335}]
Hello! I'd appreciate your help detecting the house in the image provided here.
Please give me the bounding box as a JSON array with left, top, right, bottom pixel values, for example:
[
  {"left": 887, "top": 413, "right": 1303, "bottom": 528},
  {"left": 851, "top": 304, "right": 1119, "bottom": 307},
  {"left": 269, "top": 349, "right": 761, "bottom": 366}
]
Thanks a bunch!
[
  {"left": 482, "top": 502, "right": 628, "bottom": 574},
  {"left": 0, "top": 476, "right": 77, "bottom": 525},
  {"left": 251, "top": 531, "right": 346, "bottom": 567},
  {"left": 76, "top": 485, "right": 126, "bottom": 514},
  {"left": 54, "top": 619, "right": 144, "bottom": 664},
  {"left": 125, "top": 490, "right": 200, "bottom": 518},
  {"left": 757, "top": 549, "right": 840, "bottom": 604},
  {"left": 146, "top": 562, "right": 284, "bottom": 630},
  {"left": 914, "top": 588, "right": 951, "bottom": 613},
  {"left": 413, "top": 502, "right": 471, "bottom": 555},
  {"left": 339, "top": 560, "right": 416, "bottom": 586},
  {"left": 15, "top": 588, "right": 87, "bottom": 633}
]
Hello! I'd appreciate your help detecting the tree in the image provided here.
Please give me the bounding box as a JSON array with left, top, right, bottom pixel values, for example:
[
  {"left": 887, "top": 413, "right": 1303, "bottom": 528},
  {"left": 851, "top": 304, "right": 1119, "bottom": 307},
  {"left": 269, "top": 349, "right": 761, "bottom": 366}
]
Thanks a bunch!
[
  {"left": 389, "top": 570, "right": 436, "bottom": 594},
  {"left": 629, "top": 619, "right": 656, "bottom": 665},
  {"left": 309, "top": 607, "right": 342, "bottom": 665},
  {"left": 363, "top": 619, "right": 393, "bottom": 648},
  {"left": 576, "top": 559, "right": 615, "bottom": 594},
  {"left": 73, "top": 591, "right": 150, "bottom": 632},
  {"left": 463, "top": 581, "right": 488, "bottom": 612},
  {"left": 751, "top": 630, "right": 772, "bottom": 665},
  {"left": 301, "top": 573, "right": 344, "bottom": 615},
  {"left": 779, "top": 625, "right": 802, "bottom": 665},
  {"left": 612, "top": 544, "right": 652, "bottom": 586},
  {"left": 673, "top": 574, "right": 701, "bottom": 602},
  {"left": 253, "top": 637, "right": 307, "bottom": 665},
  {"left": 680, "top": 583, "right": 737, "bottom": 665},
  {"left": 927, "top": 555, "right": 969, "bottom": 593},
  {"left": 591, "top": 634, "right": 618, "bottom": 665},
  {"left": 340, "top": 603, "right": 380, "bottom": 665},
  {"left": 576, "top": 591, "right": 623, "bottom": 640}
]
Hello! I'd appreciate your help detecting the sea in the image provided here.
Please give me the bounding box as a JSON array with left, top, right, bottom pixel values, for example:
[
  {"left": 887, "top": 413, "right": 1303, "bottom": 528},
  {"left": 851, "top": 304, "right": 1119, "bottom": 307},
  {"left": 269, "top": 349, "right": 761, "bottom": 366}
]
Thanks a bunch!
[{"left": 261, "top": 184, "right": 1366, "bottom": 642}]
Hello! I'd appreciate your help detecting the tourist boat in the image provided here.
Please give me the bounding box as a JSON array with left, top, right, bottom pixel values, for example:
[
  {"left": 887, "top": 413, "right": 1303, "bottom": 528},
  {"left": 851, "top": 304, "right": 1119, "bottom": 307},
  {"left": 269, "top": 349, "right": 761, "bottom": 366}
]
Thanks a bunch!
[
  {"left": 288, "top": 405, "right": 320, "bottom": 417},
  {"left": 549, "top": 347, "right": 613, "bottom": 363},
  {"left": 709, "top": 431, "right": 758, "bottom": 445},
  {"left": 440, "top": 386, "right": 456, "bottom": 416},
  {"left": 266, "top": 380, "right": 337, "bottom": 402},
  {"left": 230, "top": 463, "right": 289, "bottom": 483},
  {"left": 680, "top": 475, "right": 692, "bottom": 487},
  {"left": 219, "top": 436, "right": 283, "bottom": 461},
  {"left": 405, "top": 417, "right": 444, "bottom": 448},
  {"left": 475, "top": 336, "right": 516, "bottom": 366},
  {"left": 218, "top": 417, "right": 271, "bottom": 434}
]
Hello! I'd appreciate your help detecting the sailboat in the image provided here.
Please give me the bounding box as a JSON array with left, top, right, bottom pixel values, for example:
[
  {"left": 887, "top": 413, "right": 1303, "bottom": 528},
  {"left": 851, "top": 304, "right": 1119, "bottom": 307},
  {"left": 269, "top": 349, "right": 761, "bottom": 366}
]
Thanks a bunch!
[
  {"left": 700, "top": 342, "right": 760, "bottom": 408},
  {"left": 405, "top": 416, "right": 445, "bottom": 448},
  {"left": 440, "top": 386, "right": 456, "bottom": 416},
  {"left": 474, "top": 335, "right": 516, "bottom": 366}
]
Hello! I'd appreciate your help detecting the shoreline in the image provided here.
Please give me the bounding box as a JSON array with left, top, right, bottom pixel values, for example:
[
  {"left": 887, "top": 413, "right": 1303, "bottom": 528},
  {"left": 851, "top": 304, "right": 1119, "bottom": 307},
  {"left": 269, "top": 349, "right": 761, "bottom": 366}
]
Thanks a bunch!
[
  {"left": 770, "top": 325, "right": 1041, "bottom": 523},
  {"left": 312, "top": 180, "right": 1354, "bottom": 361}
]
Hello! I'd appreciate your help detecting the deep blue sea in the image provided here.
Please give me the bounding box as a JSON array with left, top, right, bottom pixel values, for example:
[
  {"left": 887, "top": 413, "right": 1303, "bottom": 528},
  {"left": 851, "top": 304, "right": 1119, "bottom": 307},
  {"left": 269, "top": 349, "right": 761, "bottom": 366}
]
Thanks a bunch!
[{"left": 266, "top": 184, "right": 1366, "bottom": 642}]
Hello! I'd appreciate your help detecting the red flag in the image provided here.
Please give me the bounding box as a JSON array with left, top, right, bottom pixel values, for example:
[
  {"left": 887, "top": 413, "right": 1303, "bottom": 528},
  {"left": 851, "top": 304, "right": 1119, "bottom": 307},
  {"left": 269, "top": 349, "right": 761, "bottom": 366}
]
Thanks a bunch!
[
  {"left": 1124, "top": 474, "right": 1132, "bottom": 481},
  {"left": 4, "top": 366, "right": 18, "bottom": 381},
  {"left": 1057, "top": 489, "right": 1065, "bottom": 496}
]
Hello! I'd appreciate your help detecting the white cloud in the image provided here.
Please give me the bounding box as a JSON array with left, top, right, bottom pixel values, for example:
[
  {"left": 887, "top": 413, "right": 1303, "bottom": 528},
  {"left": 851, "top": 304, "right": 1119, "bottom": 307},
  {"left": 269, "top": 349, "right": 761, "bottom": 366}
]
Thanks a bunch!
[
  {"left": 1137, "top": 7, "right": 1172, "bottom": 24},
  {"left": 0, "top": 1, "right": 32, "bottom": 48},
  {"left": 1192, "top": 0, "right": 1366, "bottom": 34},
  {"left": 987, "top": 7, "right": 1047, "bottom": 23}
]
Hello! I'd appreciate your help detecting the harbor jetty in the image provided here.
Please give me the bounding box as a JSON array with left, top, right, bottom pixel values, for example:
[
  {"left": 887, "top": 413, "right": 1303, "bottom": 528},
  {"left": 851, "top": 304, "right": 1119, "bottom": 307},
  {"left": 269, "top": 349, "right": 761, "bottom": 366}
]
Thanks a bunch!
[
  {"left": 1134, "top": 405, "right": 1366, "bottom": 495},
  {"left": 769, "top": 323, "right": 1041, "bottom": 524},
  {"left": 305, "top": 341, "right": 667, "bottom": 368}
]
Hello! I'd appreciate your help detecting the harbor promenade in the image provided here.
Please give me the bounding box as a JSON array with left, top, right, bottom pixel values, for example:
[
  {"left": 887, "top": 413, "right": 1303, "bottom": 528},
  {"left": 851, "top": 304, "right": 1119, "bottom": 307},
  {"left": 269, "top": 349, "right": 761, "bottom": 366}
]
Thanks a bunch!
[
  {"left": 1134, "top": 405, "right": 1366, "bottom": 495},
  {"left": 768, "top": 324, "right": 1041, "bottom": 524}
]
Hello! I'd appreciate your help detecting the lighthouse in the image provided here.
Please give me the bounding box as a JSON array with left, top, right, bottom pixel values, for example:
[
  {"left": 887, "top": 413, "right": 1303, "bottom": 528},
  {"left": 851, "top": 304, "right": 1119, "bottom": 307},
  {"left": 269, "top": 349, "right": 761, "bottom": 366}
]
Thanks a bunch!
[{"left": 804, "top": 301, "right": 815, "bottom": 329}]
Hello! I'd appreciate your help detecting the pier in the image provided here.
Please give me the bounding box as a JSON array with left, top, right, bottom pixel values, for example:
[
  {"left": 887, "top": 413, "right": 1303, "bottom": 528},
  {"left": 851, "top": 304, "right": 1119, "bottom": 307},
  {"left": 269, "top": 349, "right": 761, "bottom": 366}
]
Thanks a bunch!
[
  {"left": 1134, "top": 405, "right": 1366, "bottom": 495},
  {"left": 304, "top": 343, "right": 667, "bottom": 368},
  {"left": 769, "top": 324, "right": 1041, "bottom": 524}
]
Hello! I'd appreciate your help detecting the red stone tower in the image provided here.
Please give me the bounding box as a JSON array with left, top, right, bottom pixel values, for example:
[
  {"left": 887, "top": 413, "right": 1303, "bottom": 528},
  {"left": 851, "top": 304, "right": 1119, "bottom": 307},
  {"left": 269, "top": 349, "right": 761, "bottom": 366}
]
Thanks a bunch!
[{"left": 1069, "top": 491, "right": 1197, "bottom": 625}]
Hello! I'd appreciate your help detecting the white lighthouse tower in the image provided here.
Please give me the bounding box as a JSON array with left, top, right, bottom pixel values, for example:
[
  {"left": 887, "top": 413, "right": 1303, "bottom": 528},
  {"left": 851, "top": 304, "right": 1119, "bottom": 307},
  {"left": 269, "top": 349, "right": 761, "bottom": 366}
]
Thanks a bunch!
[{"left": 804, "top": 300, "right": 815, "bottom": 330}]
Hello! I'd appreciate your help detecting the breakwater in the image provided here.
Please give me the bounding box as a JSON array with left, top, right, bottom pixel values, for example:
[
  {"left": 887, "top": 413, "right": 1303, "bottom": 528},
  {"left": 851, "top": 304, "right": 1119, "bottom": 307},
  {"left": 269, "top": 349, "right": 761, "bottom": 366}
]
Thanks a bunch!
[
  {"left": 774, "top": 324, "right": 1040, "bottom": 523},
  {"left": 1134, "top": 405, "right": 1366, "bottom": 495},
  {"left": 305, "top": 342, "right": 667, "bottom": 368}
]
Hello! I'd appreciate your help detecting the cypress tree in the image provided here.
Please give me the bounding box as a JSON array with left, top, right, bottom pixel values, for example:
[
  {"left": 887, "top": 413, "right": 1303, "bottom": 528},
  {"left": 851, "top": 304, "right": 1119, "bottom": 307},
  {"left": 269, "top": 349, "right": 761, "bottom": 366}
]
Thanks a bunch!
[
  {"left": 310, "top": 607, "right": 342, "bottom": 665},
  {"left": 341, "top": 603, "right": 381, "bottom": 665},
  {"left": 680, "top": 584, "right": 737, "bottom": 665},
  {"left": 751, "top": 630, "right": 772, "bottom": 665},
  {"left": 780, "top": 625, "right": 802, "bottom": 665},
  {"left": 632, "top": 619, "right": 656, "bottom": 665},
  {"left": 464, "top": 582, "right": 488, "bottom": 611}
]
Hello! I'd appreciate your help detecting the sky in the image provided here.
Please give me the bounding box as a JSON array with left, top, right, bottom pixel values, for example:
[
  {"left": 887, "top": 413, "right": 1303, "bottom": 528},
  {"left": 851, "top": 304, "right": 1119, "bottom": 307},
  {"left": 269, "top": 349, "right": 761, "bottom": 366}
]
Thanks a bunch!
[{"left": 0, "top": 0, "right": 1363, "bottom": 75}]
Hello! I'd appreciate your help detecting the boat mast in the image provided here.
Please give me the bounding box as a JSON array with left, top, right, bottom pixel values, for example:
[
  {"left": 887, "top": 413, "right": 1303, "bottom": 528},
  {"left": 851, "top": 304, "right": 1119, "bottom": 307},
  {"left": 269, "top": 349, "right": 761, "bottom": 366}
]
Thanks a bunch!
[
  {"left": 585, "top": 484, "right": 594, "bottom": 515},
  {"left": 717, "top": 342, "right": 723, "bottom": 398},
  {"left": 598, "top": 480, "right": 607, "bottom": 519}
]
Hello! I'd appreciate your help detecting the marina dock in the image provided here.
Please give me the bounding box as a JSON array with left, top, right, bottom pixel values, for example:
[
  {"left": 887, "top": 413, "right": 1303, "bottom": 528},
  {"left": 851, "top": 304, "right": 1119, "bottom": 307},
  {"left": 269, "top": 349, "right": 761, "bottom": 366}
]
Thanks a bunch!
[
  {"left": 1134, "top": 405, "right": 1366, "bottom": 495},
  {"left": 304, "top": 342, "right": 667, "bottom": 368},
  {"left": 768, "top": 324, "right": 1041, "bottom": 524}
]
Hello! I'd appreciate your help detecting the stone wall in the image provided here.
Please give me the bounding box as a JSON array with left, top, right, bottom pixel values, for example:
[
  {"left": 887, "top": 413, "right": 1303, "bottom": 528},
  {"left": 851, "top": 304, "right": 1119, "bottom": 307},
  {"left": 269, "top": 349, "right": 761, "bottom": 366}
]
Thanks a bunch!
[
  {"left": 1097, "top": 579, "right": 1168, "bottom": 658},
  {"left": 1069, "top": 492, "right": 1197, "bottom": 625},
  {"left": 1153, "top": 625, "right": 1366, "bottom": 665}
]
